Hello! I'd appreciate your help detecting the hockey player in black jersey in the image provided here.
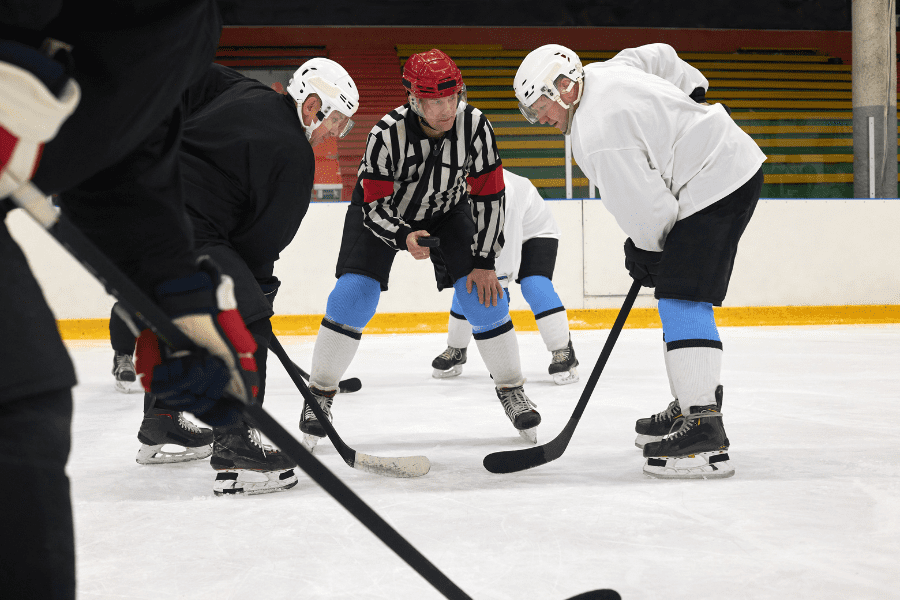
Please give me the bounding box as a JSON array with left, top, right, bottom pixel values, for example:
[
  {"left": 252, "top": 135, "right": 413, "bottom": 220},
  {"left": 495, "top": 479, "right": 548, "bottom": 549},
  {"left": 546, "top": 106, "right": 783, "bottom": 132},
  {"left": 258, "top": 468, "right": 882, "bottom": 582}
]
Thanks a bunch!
[
  {"left": 126, "top": 59, "right": 360, "bottom": 495},
  {"left": 302, "top": 49, "right": 541, "bottom": 448},
  {"left": 0, "top": 0, "right": 267, "bottom": 595}
]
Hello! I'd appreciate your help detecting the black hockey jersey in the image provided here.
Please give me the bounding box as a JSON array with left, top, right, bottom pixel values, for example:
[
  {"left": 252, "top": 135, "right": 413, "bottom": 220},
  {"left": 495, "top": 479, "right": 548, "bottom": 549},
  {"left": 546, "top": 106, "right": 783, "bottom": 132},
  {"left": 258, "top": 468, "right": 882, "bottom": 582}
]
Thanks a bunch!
[{"left": 179, "top": 63, "right": 315, "bottom": 279}]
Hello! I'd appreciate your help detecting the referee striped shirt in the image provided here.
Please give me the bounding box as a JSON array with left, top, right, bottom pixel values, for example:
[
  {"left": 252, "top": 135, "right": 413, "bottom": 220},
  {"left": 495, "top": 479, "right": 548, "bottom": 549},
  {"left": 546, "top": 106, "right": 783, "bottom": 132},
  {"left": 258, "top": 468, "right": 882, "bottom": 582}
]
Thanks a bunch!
[{"left": 352, "top": 103, "right": 506, "bottom": 271}]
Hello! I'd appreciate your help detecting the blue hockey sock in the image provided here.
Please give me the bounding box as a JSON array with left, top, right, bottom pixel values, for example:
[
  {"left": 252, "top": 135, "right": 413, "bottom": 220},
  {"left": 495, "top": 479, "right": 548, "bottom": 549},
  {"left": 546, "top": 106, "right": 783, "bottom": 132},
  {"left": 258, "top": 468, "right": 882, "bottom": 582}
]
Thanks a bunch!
[
  {"left": 325, "top": 273, "right": 381, "bottom": 332},
  {"left": 521, "top": 276, "right": 568, "bottom": 351},
  {"left": 657, "top": 298, "right": 722, "bottom": 411},
  {"left": 452, "top": 277, "right": 522, "bottom": 385}
]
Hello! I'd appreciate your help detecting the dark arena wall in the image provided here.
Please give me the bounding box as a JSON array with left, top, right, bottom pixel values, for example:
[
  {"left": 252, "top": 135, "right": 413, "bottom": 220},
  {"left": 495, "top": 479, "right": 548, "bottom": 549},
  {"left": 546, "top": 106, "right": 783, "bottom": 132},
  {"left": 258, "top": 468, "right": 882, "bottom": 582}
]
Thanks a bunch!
[{"left": 216, "top": 0, "right": 852, "bottom": 31}]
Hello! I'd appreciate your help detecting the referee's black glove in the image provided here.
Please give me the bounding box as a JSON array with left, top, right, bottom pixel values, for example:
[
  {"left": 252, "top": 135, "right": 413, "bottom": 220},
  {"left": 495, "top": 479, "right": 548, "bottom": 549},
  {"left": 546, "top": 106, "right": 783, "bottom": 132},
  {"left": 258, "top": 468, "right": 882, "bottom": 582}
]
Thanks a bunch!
[{"left": 624, "top": 238, "right": 662, "bottom": 288}]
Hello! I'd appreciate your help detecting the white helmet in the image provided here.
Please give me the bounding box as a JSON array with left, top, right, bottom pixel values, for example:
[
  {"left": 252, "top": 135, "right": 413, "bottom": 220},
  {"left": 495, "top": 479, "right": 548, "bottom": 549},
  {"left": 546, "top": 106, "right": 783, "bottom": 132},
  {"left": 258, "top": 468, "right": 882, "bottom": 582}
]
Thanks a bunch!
[
  {"left": 513, "top": 44, "right": 584, "bottom": 133},
  {"left": 287, "top": 58, "right": 359, "bottom": 140}
]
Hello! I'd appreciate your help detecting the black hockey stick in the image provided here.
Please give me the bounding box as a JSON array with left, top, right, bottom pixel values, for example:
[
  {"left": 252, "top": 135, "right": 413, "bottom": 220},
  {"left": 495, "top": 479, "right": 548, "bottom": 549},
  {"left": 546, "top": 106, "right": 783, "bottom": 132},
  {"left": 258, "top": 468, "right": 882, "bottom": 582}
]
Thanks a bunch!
[
  {"left": 10, "top": 183, "right": 619, "bottom": 600},
  {"left": 269, "top": 335, "right": 430, "bottom": 477},
  {"left": 483, "top": 279, "right": 641, "bottom": 474},
  {"left": 288, "top": 360, "right": 361, "bottom": 394}
]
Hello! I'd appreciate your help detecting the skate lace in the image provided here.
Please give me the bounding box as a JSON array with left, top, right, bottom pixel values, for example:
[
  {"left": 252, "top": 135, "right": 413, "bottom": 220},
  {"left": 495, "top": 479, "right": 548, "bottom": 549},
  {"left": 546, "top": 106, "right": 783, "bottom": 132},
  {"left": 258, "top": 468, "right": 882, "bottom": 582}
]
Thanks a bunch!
[
  {"left": 664, "top": 408, "right": 722, "bottom": 440},
  {"left": 651, "top": 400, "right": 682, "bottom": 424},
  {"left": 305, "top": 391, "right": 335, "bottom": 421},
  {"left": 550, "top": 346, "right": 571, "bottom": 365},
  {"left": 497, "top": 386, "right": 538, "bottom": 420},
  {"left": 177, "top": 413, "right": 202, "bottom": 434},
  {"left": 115, "top": 353, "right": 134, "bottom": 374},
  {"left": 438, "top": 347, "right": 462, "bottom": 361},
  {"left": 246, "top": 426, "right": 276, "bottom": 457}
]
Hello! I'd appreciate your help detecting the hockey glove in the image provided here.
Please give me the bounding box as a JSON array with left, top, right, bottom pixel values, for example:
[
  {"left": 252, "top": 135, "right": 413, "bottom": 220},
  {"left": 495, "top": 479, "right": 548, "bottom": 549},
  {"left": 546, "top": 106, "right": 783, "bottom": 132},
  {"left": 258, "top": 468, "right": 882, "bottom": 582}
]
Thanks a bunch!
[
  {"left": 0, "top": 41, "right": 80, "bottom": 199},
  {"left": 624, "top": 238, "right": 662, "bottom": 288},
  {"left": 689, "top": 86, "right": 731, "bottom": 117},
  {"left": 135, "top": 258, "right": 259, "bottom": 426},
  {"left": 258, "top": 276, "right": 281, "bottom": 309}
]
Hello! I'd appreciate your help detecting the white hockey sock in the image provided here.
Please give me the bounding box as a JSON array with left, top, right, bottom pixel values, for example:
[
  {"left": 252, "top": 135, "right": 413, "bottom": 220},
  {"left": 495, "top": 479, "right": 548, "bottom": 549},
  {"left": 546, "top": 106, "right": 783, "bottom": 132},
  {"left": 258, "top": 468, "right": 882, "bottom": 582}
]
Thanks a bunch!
[
  {"left": 474, "top": 326, "right": 524, "bottom": 386},
  {"left": 665, "top": 346, "right": 722, "bottom": 413},
  {"left": 535, "top": 309, "right": 570, "bottom": 352},
  {"left": 309, "top": 320, "right": 361, "bottom": 392},
  {"left": 447, "top": 312, "right": 473, "bottom": 349}
]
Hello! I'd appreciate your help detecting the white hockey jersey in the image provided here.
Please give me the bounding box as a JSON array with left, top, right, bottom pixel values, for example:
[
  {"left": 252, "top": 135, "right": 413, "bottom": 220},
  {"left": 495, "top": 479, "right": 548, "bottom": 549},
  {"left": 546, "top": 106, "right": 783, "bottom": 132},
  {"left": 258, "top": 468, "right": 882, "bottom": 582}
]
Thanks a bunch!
[
  {"left": 569, "top": 43, "right": 767, "bottom": 252},
  {"left": 495, "top": 170, "right": 560, "bottom": 282}
]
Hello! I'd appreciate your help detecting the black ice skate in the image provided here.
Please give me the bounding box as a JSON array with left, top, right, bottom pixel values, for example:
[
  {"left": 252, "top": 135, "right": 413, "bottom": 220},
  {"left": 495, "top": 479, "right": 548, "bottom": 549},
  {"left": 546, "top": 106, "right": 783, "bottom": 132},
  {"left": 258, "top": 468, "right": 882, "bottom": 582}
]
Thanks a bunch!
[
  {"left": 634, "top": 385, "right": 723, "bottom": 449},
  {"left": 642, "top": 400, "right": 733, "bottom": 480},
  {"left": 299, "top": 386, "right": 336, "bottom": 451},
  {"left": 548, "top": 337, "right": 579, "bottom": 385},
  {"left": 431, "top": 346, "right": 467, "bottom": 378},
  {"left": 211, "top": 423, "right": 298, "bottom": 496},
  {"left": 496, "top": 383, "right": 541, "bottom": 444},
  {"left": 135, "top": 408, "right": 213, "bottom": 464},
  {"left": 113, "top": 352, "right": 138, "bottom": 393}
]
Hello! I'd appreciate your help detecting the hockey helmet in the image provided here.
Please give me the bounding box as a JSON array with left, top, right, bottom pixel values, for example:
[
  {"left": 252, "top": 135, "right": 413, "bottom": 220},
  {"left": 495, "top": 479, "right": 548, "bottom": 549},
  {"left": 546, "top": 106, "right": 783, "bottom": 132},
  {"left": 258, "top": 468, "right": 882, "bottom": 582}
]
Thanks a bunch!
[
  {"left": 514, "top": 44, "right": 584, "bottom": 131},
  {"left": 402, "top": 49, "right": 467, "bottom": 120},
  {"left": 287, "top": 58, "right": 359, "bottom": 140}
]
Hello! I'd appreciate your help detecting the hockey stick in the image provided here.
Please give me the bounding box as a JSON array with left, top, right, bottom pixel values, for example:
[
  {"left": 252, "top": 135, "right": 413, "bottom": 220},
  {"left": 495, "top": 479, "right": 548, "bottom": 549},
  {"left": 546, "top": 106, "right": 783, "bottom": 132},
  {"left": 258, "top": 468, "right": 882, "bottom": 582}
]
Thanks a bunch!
[
  {"left": 483, "top": 279, "right": 641, "bottom": 474},
  {"left": 288, "top": 360, "right": 362, "bottom": 394},
  {"left": 269, "top": 335, "right": 430, "bottom": 478},
  {"left": 10, "top": 182, "right": 619, "bottom": 600}
]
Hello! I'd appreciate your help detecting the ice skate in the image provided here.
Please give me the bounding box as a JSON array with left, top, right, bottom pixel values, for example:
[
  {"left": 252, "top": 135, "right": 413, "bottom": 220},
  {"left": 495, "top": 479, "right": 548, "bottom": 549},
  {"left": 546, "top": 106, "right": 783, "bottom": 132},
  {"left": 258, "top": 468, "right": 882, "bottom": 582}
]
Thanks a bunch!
[
  {"left": 135, "top": 408, "right": 213, "bottom": 464},
  {"left": 548, "top": 337, "right": 579, "bottom": 385},
  {"left": 432, "top": 346, "right": 467, "bottom": 378},
  {"left": 211, "top": 423, "right": 298, "bottom": 496},
  {"left": 496, "top": 383, "right": 541, "bottom": 443},
  {"left": 634, "top": 385, "right": 722, "bottom": 449},
  {"left": 113, "top": 352, "right": 138, "bottom": 393},
  {"left": 299, "top": 386, "right": 336, "bottom": 452},
  {"left": 634, "top": 399, "right": 683, "bottom": 449},
  {"left": 642, "top": 402, "right": 733, "bottom": 480}
]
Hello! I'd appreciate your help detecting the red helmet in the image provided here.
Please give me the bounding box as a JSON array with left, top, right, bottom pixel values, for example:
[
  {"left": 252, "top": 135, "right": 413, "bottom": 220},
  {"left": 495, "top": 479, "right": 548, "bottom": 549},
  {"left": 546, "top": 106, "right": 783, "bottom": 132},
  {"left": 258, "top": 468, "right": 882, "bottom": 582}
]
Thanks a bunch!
[{"left": 402, "top": 49, "right": 464, "bottom": 98}]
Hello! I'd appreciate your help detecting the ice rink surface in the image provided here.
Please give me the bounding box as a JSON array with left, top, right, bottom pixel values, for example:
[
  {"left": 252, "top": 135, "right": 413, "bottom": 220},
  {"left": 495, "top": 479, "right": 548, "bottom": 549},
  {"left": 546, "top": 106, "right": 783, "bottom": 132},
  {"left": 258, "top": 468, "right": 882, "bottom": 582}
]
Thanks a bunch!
[{"left": 66, "top": 325, "right": 900, "bottom": 600}]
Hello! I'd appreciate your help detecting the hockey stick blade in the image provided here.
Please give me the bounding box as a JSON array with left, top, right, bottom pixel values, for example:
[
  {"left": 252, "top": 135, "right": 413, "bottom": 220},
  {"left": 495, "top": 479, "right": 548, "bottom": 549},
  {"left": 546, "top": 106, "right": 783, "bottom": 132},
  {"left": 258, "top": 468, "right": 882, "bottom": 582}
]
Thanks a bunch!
[
  {"left": 564, "top": 591, "right": 621, "bottom": 600},
  {"left": 11, "top": 183, "right": 463, "bottom": 599},
  {"left": 270, "top": 335, "right": 430, "bottom": 478},
  {"left": 338, "top": 377, "right": 362, "bottom": 394},
  {"left": 291, "top": 360, "right": 362, "bottom": 394},
  {"left": 483, "top": 280, "right": 641, "bottom": 474}
]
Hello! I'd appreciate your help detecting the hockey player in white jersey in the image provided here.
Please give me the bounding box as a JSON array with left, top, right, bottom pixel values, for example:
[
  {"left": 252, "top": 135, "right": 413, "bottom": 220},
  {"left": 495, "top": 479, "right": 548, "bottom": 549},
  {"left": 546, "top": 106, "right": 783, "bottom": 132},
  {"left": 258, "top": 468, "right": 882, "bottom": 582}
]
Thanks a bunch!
[
  {"left": 431, "top": 169, "right": 578, "bottom": 384},
  {"left": 514, "top": 43, "right": 766, "bottom": 479}
]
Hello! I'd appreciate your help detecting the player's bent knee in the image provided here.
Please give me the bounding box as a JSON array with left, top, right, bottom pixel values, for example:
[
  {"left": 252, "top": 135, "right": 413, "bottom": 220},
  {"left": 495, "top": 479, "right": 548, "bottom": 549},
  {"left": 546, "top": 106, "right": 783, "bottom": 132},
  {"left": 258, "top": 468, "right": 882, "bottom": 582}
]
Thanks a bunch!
[
  {"left": 658, "top": 298, "right": 720, "bottom": 343},
  {"left": 452, "top": 276, "right": 511, "bottom": 335},
  {"left": 326, "top": 273, "right": 381, "bottom": 330},
  {"left": 520, "top": 275, "right": 562, "bottom": 315}
]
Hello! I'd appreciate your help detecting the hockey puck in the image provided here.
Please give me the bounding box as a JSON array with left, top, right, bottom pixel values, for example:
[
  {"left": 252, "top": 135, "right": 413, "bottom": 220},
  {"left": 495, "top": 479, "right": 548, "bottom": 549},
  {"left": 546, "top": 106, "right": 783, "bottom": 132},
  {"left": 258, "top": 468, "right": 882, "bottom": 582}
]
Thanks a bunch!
[{"left": 417, "top": 236, "right": 440, "bottom": 248}]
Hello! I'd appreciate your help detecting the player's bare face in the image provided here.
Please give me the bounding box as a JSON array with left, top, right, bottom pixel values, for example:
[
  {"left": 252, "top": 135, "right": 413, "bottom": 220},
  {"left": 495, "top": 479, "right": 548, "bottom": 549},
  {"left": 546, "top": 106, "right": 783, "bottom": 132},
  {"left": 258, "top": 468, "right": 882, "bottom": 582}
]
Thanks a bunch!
[
  {"left": 420, "top": 94, "right": 458, "bottom": 133},
  {"left": 532, "top": 96, "right": 568, "bottom": 133}
]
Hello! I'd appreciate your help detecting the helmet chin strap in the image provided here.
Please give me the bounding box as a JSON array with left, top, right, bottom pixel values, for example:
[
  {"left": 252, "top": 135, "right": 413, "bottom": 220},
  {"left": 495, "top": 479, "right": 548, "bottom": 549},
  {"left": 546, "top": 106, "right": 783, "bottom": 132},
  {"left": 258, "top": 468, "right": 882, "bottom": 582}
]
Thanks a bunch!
[
  {"left": 298, "top": 105, "right": 326, "bottom": 141},
  {"left": 556, "top": 77, "right": 584, "bottom": 135}
]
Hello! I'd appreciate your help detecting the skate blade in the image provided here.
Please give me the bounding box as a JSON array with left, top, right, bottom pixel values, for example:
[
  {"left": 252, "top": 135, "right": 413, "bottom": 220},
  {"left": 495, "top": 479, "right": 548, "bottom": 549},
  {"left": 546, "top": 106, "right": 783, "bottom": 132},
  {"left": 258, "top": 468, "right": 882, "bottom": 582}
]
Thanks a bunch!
[
  {"left": 432, "top": 365, "right": 463, "bottom": 379},
  {"left": 551, "top": 367, "right": 579, "bottom": 386},
  {"left": 643, "top": 450, "right": 734, "bottom": 480},
  {"left": 517, "top": 426, "right": 538, "bottom": 444},
  {"left": 634, "top": 433, "right": 664, "bottom": 449},
  {"left": 213, "top": 468, "right": 299, "bottom": 496},
  {"left": 301, "top": 433, "right": 321, "bottom": 453},
  {"left": 115, "top": 379, "right": 139, "bottom": 394},
  {"left": 136, "top": 443, "right": 212, "bottom": 465}
]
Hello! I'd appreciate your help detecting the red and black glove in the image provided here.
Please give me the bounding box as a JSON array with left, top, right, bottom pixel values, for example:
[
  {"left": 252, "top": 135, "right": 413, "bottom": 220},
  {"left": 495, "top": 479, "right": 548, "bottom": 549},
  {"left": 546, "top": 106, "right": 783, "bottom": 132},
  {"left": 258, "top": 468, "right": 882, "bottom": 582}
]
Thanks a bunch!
[
  {"left": 135, "top": 258, "right": 259, "bottom": 427},
  {"left": 1, "top": 40, "right": 80, "bottom": 199}
]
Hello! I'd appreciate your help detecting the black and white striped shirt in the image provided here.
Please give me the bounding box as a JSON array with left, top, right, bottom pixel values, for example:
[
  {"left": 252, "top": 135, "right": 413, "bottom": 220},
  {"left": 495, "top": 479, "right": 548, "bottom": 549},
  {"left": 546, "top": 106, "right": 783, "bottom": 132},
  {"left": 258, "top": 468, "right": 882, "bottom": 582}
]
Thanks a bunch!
[{"left": 352, "top": 103, "right": 506, "bottom": 270}]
